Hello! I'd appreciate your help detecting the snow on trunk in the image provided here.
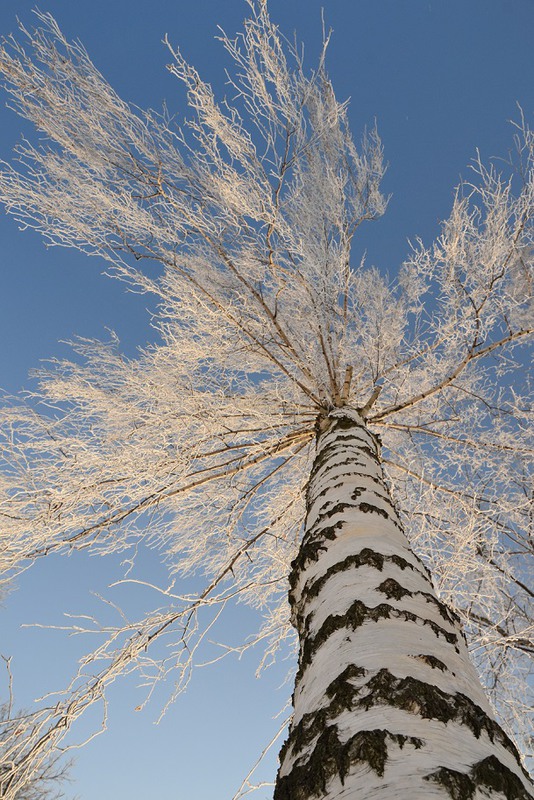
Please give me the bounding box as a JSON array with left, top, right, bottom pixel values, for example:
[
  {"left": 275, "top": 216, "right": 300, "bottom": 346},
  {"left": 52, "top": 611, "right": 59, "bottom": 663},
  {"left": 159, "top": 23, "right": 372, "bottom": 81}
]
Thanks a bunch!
[{"left": 275, "top": 408, "right": 532, "bottom": 800}]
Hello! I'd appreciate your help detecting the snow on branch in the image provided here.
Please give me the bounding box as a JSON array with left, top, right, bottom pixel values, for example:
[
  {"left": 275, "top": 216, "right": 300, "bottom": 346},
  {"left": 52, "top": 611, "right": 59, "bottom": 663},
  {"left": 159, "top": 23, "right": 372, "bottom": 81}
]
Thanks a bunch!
[{"left": 0, "top": 2, "right": 532, "bottom": 795}]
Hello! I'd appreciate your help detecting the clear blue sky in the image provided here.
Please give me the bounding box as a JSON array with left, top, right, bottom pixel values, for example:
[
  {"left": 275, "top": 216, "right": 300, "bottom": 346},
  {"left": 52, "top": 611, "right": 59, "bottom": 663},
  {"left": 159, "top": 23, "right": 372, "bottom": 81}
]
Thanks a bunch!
[{"left": 0, "top": 2, "right": 533, "bottom": 798}]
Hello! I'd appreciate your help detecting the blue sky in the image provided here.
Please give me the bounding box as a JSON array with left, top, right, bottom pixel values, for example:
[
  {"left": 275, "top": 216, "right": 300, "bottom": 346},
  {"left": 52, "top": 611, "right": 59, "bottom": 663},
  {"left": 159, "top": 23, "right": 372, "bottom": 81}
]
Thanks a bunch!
[{"left": 0, "top": 1, "right": 533, "bottom": 798}]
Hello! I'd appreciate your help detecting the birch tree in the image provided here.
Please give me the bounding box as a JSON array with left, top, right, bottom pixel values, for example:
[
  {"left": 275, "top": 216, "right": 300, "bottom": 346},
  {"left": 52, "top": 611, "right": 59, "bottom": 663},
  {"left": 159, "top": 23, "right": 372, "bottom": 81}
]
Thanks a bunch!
[{"left": 0, "top": 3, "right": 532, "bottom": 798}]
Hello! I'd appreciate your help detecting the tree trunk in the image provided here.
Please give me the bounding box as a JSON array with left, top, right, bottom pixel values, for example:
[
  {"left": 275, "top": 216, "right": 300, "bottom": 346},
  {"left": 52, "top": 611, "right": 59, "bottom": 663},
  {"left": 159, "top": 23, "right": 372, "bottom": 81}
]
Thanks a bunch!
[{"left": 275, "top": 408, "right": 532, "bottom": 800}]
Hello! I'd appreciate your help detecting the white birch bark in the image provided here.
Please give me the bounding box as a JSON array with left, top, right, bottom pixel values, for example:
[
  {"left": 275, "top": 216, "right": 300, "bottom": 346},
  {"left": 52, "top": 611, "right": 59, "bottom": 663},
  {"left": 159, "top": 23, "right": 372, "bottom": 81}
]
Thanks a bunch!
[{"left": 275, "top": 408, "right": 533, "bottom": 800}]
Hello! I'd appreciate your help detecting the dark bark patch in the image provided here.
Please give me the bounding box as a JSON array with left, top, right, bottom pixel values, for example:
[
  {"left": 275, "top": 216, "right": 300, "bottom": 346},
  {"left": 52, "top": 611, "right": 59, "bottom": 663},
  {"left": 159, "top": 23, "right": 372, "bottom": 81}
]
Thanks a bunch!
[
  {"left": 297, "top": 600, "right": 458, "bottom": 679},
  {"left": 377, "top": 577, "right": 412, "bottom": 600},
  {"left": 310, "top": 443, "right": 366, "bottom": 483},
  {"left": 410, "top": 654, "right": 448, "bottom": 671},
  {"left": 286, "top": 666, "right": 524, "bottom": 788},
  {"left": 313, "top": 467, "right": 381, "bottom": 486},
  {"left": 330, "top": 417, "right": 360, "bottom": 431},
  {"left": 356, "top": 670, "right": 523, "bottom": 767},
  {"left": 307, "top": 494, "right": 403, "bottom": 534},
  {"left": 357, "top": 484, "right": 397, "bottom": 506},
  {"left": 305, "top": 501, "right": 361, "bottom": 539},
  {"left": 470, "top": 756, "right": 533, "bottom": 798},
  {"left": 326, "top": 664, "right": 367, "bottom": 698},
  {"left": 287, "top": 665, "right": 368, "bottom": 757},
  {"left": 358, "top": 501, "right": 389, "bottom": 518},
  {"left": 299, "top": 548, "right": 422, "bottom": 608},
  {"left": 275, "top": 726, "right": 423, "bottom": 800},
  {"left": 309, "top": 424, "right": 380, "bottom": 489},
  {"left": 425, "top": 756, "right": 533, "bottom": 800},
  {"left": 426, "top": 766, "right": 474, "bottom": 800},
  {"left": 311, "top": 485, "right": 398, "bottom": 517},
  {"left": 313, "top": 479, "right": 351, "bottom": 501},
  {"left": 288, "top": 522, "right": 344, "bottom": 593},
  {"left": 322, "top": 502, "right": 359, "bottom": 520},
  {"left": 374, "top": 580, "right": 460, "bottom": 626},
  {"left": 359, "top": 670, "right": 489, "bottom": 740}
]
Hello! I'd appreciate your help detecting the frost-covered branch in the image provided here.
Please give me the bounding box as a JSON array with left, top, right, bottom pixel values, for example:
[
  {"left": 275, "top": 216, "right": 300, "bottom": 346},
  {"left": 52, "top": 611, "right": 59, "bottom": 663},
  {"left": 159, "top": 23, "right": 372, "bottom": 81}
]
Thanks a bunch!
[{"left": 0, "top": 2, "right": 532, "bottom": 795}]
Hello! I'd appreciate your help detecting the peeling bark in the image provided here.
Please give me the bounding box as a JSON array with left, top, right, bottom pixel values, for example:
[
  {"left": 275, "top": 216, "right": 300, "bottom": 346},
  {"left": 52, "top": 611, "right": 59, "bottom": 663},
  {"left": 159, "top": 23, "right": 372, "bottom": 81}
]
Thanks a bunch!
[{"left": 275, "top": 409, "right": 533, "bottom": 799}]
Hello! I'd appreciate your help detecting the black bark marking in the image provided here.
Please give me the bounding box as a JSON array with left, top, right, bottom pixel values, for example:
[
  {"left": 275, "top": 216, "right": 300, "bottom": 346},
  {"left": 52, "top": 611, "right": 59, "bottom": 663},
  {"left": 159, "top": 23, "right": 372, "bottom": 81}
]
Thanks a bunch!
[
  {"left": 377, "top": 577, "right": 411, "bottom": 600},
  {"left": 313, "top": 480, "right": 351, "bottom": 502},
  {"left": 410, "top": 654, "right": 448, "bottom": 671},
  {"left": 311, "top": 467, "right": 381, "bottom": 488},
  {"left": 306, "top": 496, "right": 404, "bottom": 538},
  {"left": 291, "top": 547, "right": 433, "bottom": 618},
  {"left": 296, "top": 600, "right": 458, "bottom": 680},
  {"left": 311, "top": 485, "right": 398, "bottom": 520},
  {"left": 358, "top": 670, "right": 507, "bottom": 747},
  {"left": 317, "top": 501, "right": 360, "bottom": 522},
  {"left": 286, "top": 666, "right": 524, "bottom": 788},
  {"left": 358, "top": 501, "right": 389, "bottom": 518},
  {"left": 309, "top": 445, "right": 367, "bottom": 484},
  {"left": 326, "top": 663, "right": 367, "bottom": 697},
  {"left": 286, "top": 665, "right": 369, "bottom": 759},
  {"left": 307, "top": 499, "right": 394, "bottom": 533},
  {"left": 275, "top": 727, "right": 423, "bottom": 800},
  {"left": 288, "top": 522, "right": 344, "bottom": 593},
  {"left": 308, "top": 427, "right": 380, "bottom": 489},
  {"left": 425, "top": 756, "right": 533, "bottom": 800},
  {"left": 375, "top": 580, "right": 460, "bottom": 626}
]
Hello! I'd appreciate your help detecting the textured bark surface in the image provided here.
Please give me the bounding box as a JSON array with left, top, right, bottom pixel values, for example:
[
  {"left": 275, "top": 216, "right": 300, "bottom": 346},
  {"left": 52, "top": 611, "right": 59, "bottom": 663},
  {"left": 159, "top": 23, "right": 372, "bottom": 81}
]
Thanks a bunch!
[{"left": 275, "top": 409, "right": 533, "bottom": 800}]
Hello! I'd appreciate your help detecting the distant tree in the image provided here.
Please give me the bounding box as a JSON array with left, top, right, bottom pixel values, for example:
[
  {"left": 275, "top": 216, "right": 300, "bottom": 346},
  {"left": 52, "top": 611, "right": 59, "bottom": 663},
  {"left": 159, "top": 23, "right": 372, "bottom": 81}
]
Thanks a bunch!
[{"left": 0, "top": 3, "right": 532, "bottom": 798}]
